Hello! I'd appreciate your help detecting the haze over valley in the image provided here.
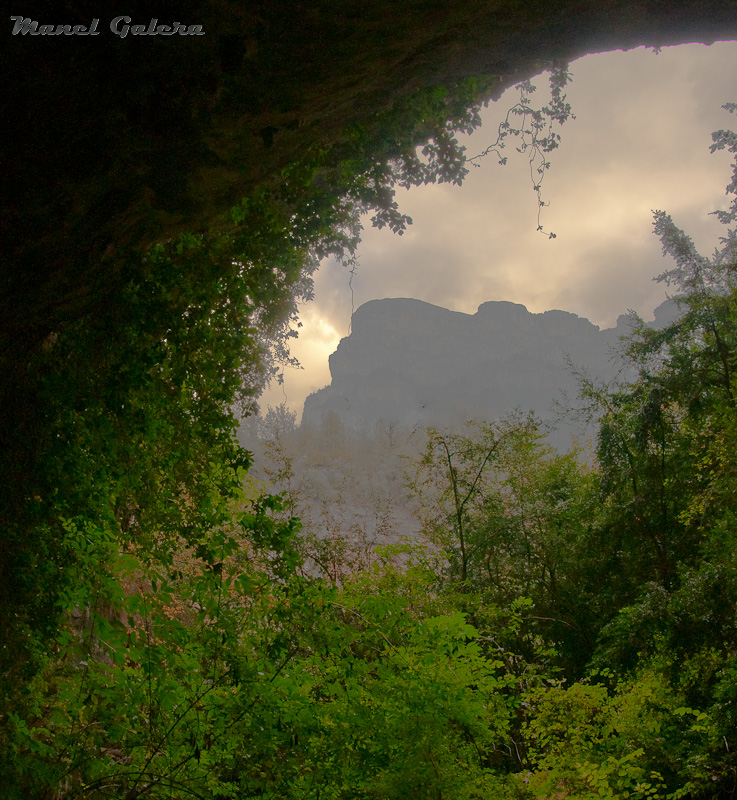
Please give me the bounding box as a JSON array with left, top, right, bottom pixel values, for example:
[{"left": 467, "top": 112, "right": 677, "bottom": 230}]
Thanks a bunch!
[{"left": 239, "top": 294, "right": 679, "bottom": 570}]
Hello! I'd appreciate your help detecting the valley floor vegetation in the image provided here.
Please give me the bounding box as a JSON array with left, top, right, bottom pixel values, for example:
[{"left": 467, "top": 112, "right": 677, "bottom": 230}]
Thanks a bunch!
[{"left": 3, "top": 83, "right": 737, "bottom": 798}]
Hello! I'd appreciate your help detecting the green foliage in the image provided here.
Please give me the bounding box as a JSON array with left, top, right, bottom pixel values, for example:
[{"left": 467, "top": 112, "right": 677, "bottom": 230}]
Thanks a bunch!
[
  {"left": 2, "top": 506, "right": 536, "bottom": 799},
  {"left": 468, "top": 65, "right": 575, "bottom": 238},
  {"left": 404, "top": 417, "right": 598, "bottom": 675},
  {"left": 0, "top": 68, "right": 499, "bottom": 706}
]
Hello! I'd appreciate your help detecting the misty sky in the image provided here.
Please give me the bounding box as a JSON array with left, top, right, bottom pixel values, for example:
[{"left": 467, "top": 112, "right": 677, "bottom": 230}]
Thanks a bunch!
[{"left": 262, "top": 41, "right": 737, "bottom": 417}]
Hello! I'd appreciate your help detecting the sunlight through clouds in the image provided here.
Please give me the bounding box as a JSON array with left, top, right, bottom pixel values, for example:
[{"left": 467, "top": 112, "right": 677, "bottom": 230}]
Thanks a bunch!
[{"left": 262, "top": 304, "right": 342, "bottom": 411}]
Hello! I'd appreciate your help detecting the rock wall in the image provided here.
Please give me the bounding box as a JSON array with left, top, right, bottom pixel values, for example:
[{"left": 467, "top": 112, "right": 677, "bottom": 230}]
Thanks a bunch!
[{"left": 303, "top": 296, "right": 677, "bottom": 445}]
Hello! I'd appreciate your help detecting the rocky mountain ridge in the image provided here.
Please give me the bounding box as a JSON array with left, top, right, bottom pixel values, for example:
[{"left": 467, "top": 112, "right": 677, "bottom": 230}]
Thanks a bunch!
[{"left": 303, "top": 297, "right": 678, "bottom": 443}]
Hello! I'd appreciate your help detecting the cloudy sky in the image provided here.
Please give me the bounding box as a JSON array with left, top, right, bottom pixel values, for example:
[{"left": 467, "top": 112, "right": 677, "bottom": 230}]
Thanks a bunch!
[{"left": 262, "top": 40, "right": 737, "bottom": 417}]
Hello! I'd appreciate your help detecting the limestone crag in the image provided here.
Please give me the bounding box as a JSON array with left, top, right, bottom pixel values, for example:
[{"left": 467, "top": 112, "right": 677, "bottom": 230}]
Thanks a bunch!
[{"left": 303, "top": 297, "right": 677, "bottom": 440}]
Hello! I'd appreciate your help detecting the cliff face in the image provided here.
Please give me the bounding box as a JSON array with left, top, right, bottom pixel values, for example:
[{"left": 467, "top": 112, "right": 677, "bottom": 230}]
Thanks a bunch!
[{"left": 303, "top": 297, "right": 676, "bottom": 438}]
